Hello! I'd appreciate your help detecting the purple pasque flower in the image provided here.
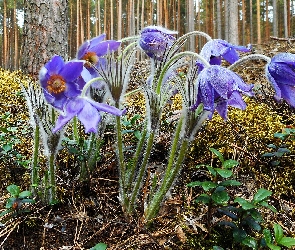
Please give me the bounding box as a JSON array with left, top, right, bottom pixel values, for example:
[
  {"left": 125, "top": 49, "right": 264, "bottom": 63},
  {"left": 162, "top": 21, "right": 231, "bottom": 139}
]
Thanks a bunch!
[
  {"left": 266, "top": 52, "right": 295, "bottom": 107},
  {"left": 39, "top": 55, "right": 85, "bottom": 111},
  {"left": 192, "top": 65, "right": 254, "bottom": 119},
  {"left": 52, "top": 97, "right": 126, "bottom": 133},
  {"left": 77, "top": 34, "right": 121, "bottom": 72},
  {"left": 199, "top": 39, "right": 251, "bottom": 68},
  {"left": 139, "top": 26, "right": 178, "bottom": 60}
]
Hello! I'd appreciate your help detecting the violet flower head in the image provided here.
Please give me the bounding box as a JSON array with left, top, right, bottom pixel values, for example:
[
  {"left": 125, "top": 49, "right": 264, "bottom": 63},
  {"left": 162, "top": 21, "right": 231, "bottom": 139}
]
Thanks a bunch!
[
  {"left": 266, "top": 52, "right": 295, "bottom": 108},
  {"left": 198, "top": 39, "right": 251, "bottom": 68},
  {"left": 192, "top": 65, "right": 254, "bottom": 119},
  {"left": 77, "top": 34, "right": 121, "bottom": 78},
  {"left": 39, "top": 55, "right": 84, "bottom": 111},
  {"left": 139, "top": 26, "right": 178, "bottom": 60},
  {"left": 53, "top": 97, "right": 127, "bottom": 133}
]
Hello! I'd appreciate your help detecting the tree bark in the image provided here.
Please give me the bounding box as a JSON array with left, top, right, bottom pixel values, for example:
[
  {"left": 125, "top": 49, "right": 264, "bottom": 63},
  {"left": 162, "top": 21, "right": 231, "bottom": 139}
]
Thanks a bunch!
[{"left": 22, "top": 0, "right": 68, "bottom": 78}]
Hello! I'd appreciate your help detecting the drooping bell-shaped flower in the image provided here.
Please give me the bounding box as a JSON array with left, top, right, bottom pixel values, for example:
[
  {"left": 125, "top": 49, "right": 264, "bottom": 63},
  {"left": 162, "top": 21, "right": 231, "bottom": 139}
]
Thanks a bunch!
[
  {"left": 52, "top": 97, "right": 126, "bottom": 133},
  {"left": 198, "top": 39, "right": 251, "bottom": 70},
  {"left": 77, "top": 34, "right": 121, "bottom": 81},
  {"left": 139, "top": 26, "right": 178, "bottom": 60},
  {"left": 266, "top": 52, "right": 295, "bottom": 108},
  {"left": 192, "top": 65, "right": 254, "bottom": 119},
  {"left": 39, "top": 55, "right": 85, "bottom": 111}
]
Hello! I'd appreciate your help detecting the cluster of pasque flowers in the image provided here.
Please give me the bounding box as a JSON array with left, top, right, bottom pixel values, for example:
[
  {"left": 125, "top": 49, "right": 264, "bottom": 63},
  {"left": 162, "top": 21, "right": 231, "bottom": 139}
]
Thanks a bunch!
[{"left": 39, "top": 26, "right": 295, "bottom": 135}]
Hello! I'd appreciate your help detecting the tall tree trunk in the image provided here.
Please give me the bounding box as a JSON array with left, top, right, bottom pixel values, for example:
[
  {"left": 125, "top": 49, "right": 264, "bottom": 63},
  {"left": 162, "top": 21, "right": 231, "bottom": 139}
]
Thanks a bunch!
[
  {"left": 22, "top": 0, "right": 68, "bottom": 78},
  {"left": 3, "top": 0, "right": 8, "bottom": 69},
  {"left": 273, "top": 0, "right": 278, "bottom": 37},
  {"left": 14, "top": 0, "right": 18, "bottom": 69},
  {"left": 249, "top": 0, "right": 253, "bottom": 43},
  {"left": 187, "top": 0, "right": 195, "bottom": 50},
  {"left": 118, "top": 0, "right": 122, "bottom": 39},
  {"left": 257, "top": 0, "right": 261, "bottom": 43},
  {"left": 284, "top": 0, "right": 288, "bottom": 37},
  {"left": 228, "top": 0, "right": 239, "bottom": 44},
  {"left": 265, "top": 0, "right": 270, "bottom": 41},
  {"left": 241, "top": 0, "right": 246, "bottom": 44},
  {"left": 216, "top": 0, "right": 222, "bottom": 38},
  {"left": 224, "top": 0, "right": 229, "bottom": 41}
]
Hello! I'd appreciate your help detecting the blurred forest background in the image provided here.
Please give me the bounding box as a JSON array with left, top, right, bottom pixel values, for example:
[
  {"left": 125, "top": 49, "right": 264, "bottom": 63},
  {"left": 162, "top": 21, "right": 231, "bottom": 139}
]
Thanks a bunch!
[{"left": 0, "top": 0, "right": 295, "bottom": 71}]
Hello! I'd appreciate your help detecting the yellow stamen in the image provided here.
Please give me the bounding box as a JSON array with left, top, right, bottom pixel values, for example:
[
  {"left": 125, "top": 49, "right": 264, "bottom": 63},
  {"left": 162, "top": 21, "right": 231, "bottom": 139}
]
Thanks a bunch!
[{"left": 47, "top": 75, "right": 66, "bottom": 94}]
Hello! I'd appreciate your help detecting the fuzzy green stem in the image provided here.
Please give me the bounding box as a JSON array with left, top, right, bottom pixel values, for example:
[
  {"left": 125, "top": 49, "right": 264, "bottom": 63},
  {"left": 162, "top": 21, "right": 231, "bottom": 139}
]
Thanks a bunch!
[
  {"left": 156, "top": 51, "right": 210, "bottom": 95},
  {"left": 48, "top": 153, "right": 56, "bottom": 204},
  {"left": 117, "top": 41, "right": 137, "bottom": 61},
  {"left": 144, "top": 138, "right": 189, "bottom": 223},
  {"left": 175, "top": 30, "right": 212, "bottom": 47},
  {"left": 31, "top": 125, "right": 40, "bottom": 195},
  {"left": 161, "top": 117, "right": 184, "bottom": 179},
  {"left": 118, "top": 35, "right": 140, "bottom": 43},
  {"left": 81, "top": 77, "right": 104, "bottom": 97},
  {"left": 228, "top": 54, "right": 271, "bottom": 71},
  {"left": 73, "top": 116, "right": 79, "bottom": 142},
  {"left": 127, "top": 131, "right": 155, "bottom": 213},
  {"left": 125, "top": 128, "right": 148, "bottom": 190}
]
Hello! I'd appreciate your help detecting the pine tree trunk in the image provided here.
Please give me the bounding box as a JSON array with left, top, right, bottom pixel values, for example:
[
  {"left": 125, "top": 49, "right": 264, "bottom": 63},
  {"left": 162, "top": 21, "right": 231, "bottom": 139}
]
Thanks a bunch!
[{"left": 22, "top": 0, "right": 68, "bottom": 78}]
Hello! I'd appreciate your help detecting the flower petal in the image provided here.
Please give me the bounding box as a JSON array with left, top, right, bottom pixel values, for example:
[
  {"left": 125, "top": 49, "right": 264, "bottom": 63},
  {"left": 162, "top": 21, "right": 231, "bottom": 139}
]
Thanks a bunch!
[
  {"left": 59, "top": 61, "right": 84, "bottom": 82},
  {"left": 91, "top": 41, "right": 121, "bottom": 56},
  {"left": 77, "top": 102, "right": 102, "bottom": 133},
  {"left": 87, "top": 98, "right": 127, "bottom": 116},
  {"left": 45, "top": 55, "right": 65, "bottom": 75}
]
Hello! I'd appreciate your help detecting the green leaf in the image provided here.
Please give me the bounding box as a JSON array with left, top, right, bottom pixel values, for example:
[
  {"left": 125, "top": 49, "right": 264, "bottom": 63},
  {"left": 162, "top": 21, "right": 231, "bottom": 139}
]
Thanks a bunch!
[
  {"left": 222, "top": 159, "right": 239, "bottom": 169},
  {"left": 89, "top": 243, "right": 108, "bottom": 250},
  {"left": 274, "top": 224, "right": 284, "bottom": 243},
  {"left": 212, "top": 189, "right": 230, "bottom": 205},
  {"left": 213, "top": 246, "right": 224, "bottom": 250},
  {"left": 134, "top": 130, "right": 141, "bottom": 140},
  {"left": 0, "top": 210, "right": 12, "bottom": 217},
  {"left": 259, "top": 201, "right": 277, "bottom": 213},
  {"left": 219, "top": 180, "right": 241, "bottom": 187},
  {"left": 263, "top": 228, "right": 273, "bottom": 245},
  {"left": 209, "top": 148, "right": 224, "bottom": 163},
  {"left": 234, "top": 197, "right": 255, "bottom": 210},
  {"left": 244, "top": 217, "right": 261, "bottom": 231},
  {"left": 18, "top": 191, "right": 32, "bottom": 199},
  {"left": 233, "top": 228, "right": 247, "bottom": 243},
  {"left": 278, "top": 237, "right": 295, "bottom": 247},
  {"left": 7, "top": 184, "right": 20, "bottom": 197},
  {"left": 267, "top": 144, "right": 277, "bottom": 149},
  {"left": 261, "top": 152, "right": 275, "bottom": 157},
  {"left": 274, "top": 133, "right": 286, "bottom": 140},
  {"left": 253, "top": 188, "right": 272, "bottom": 204},
  {"left": 187, "top": 181, "right": 217, "bottom": 191},
  {"left": 215, "top": 168, "right": 233, "bottom": 178},
  {"left": 0, "top": 127, "right": 9, "bottom": 133},
  {"left": 242, "top": 236, "right": 257, "bottom": 249},
  {"left": 206, "top": 166, "right": 217, "bottom": 176},
  {"left": 195, "top": 194, "right": 211, "bottom": 204},
  {"left": 3, "top": 144, "right": 12, "bottom": 152}
]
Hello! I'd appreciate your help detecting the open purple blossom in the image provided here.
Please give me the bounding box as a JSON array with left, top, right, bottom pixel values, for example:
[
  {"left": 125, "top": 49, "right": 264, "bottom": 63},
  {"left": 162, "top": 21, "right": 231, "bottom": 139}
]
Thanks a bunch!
[
  {"left": 198, "top": 39, "right": 251, "bottom": 70},
  {"left": 39, "top": 55, "right": 85, "bottom": 111},
  {"left": 52, "top": 97, "right": 127, "bottom": 133},
  {"left": 266, "top": 52, "right": 295, "bottom": 108},
  {"left": 192, "top": 65, "right": 254, "bottom": 119},
  {"left": 77, "top": 34, "right": 121, "bottom": 79},
  {"left": 139, "top": 26, "right": 178, "bottom": 60}
]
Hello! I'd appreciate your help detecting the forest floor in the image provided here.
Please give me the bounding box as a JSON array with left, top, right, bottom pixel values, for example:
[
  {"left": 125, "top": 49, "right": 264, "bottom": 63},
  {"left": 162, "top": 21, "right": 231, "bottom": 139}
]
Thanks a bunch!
[{"left": 0, "top": 39, "right": 295, "bottom": 250}]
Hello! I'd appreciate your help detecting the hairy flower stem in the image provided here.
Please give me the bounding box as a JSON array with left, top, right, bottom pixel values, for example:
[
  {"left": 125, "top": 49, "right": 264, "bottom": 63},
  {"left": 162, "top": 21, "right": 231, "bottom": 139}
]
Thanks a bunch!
[
  {"left": 31, "top": 125, "right": 40, "bottom": 195},
  {"left": 73, "top": 116, "right": 79, "bottom": 142},
  {"left": 48, "top": 153, "right": 56, "bottom": 204},
  {"left": 125, "top": 128, "right": 148, "bottom": 190},
  {"left": 156, "top": 51, "right": 210, "bottom": 94},
  {"left": 127, "top": 131, "right": 155, "bottom": 214},
  {"left": 144, "top": 138, "right": 189, "bottom": 223},
  {"left": 228, "top": 54, "right": 271, "bottom": 71},
  {"left": 115, "top": 114, "right": 128, "bottom": 204}
]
